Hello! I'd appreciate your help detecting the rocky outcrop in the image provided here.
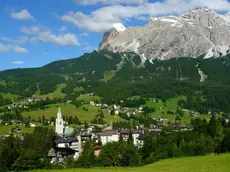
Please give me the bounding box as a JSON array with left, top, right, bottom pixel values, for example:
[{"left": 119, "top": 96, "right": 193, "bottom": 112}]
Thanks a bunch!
[{"left": 99, "top": 7, "right": 230, "bottom": 61}]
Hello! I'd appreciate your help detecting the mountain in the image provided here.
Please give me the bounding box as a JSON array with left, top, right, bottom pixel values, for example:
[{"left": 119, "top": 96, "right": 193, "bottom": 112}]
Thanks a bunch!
[
  {"left": 0, "top": 50, "right": 230, "bottom": 112},
  {"left": 99, "top": 7, "right": 230, "bottom": 61}
]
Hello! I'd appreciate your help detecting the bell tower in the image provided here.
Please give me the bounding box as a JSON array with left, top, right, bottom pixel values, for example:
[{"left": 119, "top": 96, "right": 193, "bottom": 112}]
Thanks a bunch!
[{"left": 55, "top": 107, "right": 64, "bottom": 135}]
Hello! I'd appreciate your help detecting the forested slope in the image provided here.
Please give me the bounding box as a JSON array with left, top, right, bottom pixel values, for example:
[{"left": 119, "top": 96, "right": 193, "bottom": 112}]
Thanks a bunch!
[{"left": 0, "top": 51, "right": 230, "bottom": 112}]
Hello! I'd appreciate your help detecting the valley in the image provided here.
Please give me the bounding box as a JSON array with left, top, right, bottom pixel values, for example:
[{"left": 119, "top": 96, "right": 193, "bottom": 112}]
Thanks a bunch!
[{"left": 1, "top": 5, "right": 230, "bottom": 172}]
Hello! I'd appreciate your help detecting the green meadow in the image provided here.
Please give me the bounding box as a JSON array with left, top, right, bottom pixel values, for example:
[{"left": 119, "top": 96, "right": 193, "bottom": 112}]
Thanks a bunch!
[
  {"left": 0, "top": 124, "right": 54, "bottom": 135},
  {"left": 22, "top": 104, "right": 119, "bottom": 123},
  {"left": 143, "top": 96, "right": 211, "bottom": 124},
  {"left": 33, "top": 154, "right": 230, "bottom": 172},
  {"left": 35, "top": 84, "right": 67, "bottom": 99}
]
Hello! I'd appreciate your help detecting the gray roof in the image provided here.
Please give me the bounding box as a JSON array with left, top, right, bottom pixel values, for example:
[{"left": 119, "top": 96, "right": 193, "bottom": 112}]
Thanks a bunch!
[{"left": 55, "top": 137, "right": 77, "bottom": 144}]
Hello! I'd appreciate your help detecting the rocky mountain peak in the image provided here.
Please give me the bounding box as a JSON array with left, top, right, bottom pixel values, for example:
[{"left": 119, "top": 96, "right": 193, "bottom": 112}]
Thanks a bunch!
[{"left": 98, "top": 7, "right": 230, "bottom": 61}]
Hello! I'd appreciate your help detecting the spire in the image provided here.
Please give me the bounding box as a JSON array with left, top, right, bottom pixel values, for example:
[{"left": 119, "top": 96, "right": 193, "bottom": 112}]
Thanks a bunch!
[{"left": 57, "top": 107, "right": 62, "bottom": 119}]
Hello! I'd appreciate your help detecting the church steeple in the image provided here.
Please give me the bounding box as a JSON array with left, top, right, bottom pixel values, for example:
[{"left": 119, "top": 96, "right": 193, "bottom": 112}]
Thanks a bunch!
[
  {"left": 55, "top": 107, "right": 64, "bottom": 135},
  {"left": 57, "top": 106, "right": 62, "bottom": 119}
]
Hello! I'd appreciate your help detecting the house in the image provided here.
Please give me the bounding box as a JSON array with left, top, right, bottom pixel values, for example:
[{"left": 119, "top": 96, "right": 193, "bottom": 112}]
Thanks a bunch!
[
  {"left": 150, "top": 128, "right": 162, "bottom": 132},
  {"left": 182, "top": 109, "right": 189, "bottom": 112},
  {"left": 137, "top": 134, "right": 146, "bottom": 148},
  {"left": 120, "top": 129, "right": 143, "bottom": 146},
  {"left": 98, "top": 130, "right": 119, "bottom": 145},
  {"left": 53, "top": 136, "right": 82, "bottom": 162},
  {"left": 12, "top": 126, "right": 22, "bottom": 133},
  {"left": 93, "top": 146, "right": 103, "bottom": 157},
  {"left": 30, "top": 123, "right": 37, "bottom": 127},
  {"left": 190, "top": 111, "right": 197, "bottom": 117},
  {"left": 67, "top": 100, "right": 72, "bottom": 104},
  {"left": 115, "top": 110, "right": 120, "bottom": 115},
  {"left": 48, "top": 148, "right": 57, "bottom": 164}
]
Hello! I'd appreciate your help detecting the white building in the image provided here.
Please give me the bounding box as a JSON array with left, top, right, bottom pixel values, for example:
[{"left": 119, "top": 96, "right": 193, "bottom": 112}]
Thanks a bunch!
[
  {"left": 98, "top": 130, "right": 119, "bottom": 145},
  {"left": 53, "top": 135, "right": 82, "bottom": 162},
  {"left": 120, "top": 130, "right": 142, "bottom": 146},
  {"left": 90, "top": 101, "right": 95, "bottom": 106},
  {"left": 55, "top": 107, "right": 64, "bottom": 136}
]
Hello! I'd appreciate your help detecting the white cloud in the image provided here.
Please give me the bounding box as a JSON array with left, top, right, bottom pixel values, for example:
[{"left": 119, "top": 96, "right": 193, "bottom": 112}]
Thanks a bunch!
[
  {"left": 30, "top": 32, "right": 79, "bottom": 46},
  {"left": 62, "top": 0, "right": 230, "bottom": 33},
  {"left": 22, "top": 26, "right": 79, "bottom": 46},
  {"left": 12, "top": 61, "right": 24, "bottom": 65},
  {"left": 13, "top": 45, "right": 28, "bottom": 53},
  {"left": 80, "top": 32, "right": 89, "bottom": 36},
  {"left": 76, "top": 0, "right": 147, "bottom": 5},
  {"left": 0, "top": 43, "right": 11, "bottom": 52},
  {"left": 0, "top": 43, "right": 28, "bottom": 53},
  {"left": 11, "top": 9, "right": 35, "bottom": 21},
  {"left": 59, "top": 26, "right": 68, "bottom": 32},
  {"left": 20, "top": 26, "right": 40, "bottom": 35},
  {"left": 2, "top": 26, "right": 79, "bottom": 46},
  {"left": 0, "top": 36, "right": 29, "bottom": 44}
]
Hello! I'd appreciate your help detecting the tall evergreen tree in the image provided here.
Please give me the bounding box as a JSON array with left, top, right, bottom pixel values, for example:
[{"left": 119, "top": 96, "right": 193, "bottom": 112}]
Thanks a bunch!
[
  {"left": 127, "top": 131, "right": 134, "bottom": 145},
  {"left": 76, "top": 140, "right": 96, "bottom": 168}
]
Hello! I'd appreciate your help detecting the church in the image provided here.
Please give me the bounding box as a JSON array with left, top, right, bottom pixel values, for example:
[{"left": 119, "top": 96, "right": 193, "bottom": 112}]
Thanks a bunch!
[{"left": 55, "top": 107, "right": 74, "bottom": 136}]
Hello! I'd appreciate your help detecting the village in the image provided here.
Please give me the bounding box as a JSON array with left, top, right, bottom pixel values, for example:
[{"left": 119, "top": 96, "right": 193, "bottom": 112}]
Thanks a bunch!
[
  {"left": 4, "top": 94, "right": 225, "bottom": 165},
  {"left": 48, "top": 106, "right": 195, "bottom": 163},
  {"left": 0, "top": 95, "right": 197, "bottom": 164}
]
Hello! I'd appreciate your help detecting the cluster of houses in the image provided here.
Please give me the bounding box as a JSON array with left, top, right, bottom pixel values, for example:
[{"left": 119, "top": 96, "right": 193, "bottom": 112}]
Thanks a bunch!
[
  {"left": 8, "top": 104, "right": 29, "bottom": 110},
  {"left": 7, "top": 96, "right": 47, "bottom": 110},
  {"left": 50, "top": 107, "right": 146, "bottom": 163},
  {"left": 89, "top": 101, "right": 144, "bottom": 116},
  {"left": 21, "top": 96, "right": 46, "bottom": 103}
]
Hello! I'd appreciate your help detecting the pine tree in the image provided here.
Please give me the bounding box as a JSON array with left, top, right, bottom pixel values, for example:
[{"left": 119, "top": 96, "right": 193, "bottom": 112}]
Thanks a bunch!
[
  {"left": 127, "top": 131, "right": 134, "bottom": 145},
  {"left": 119, "top": 134, "right": 124, "bottom": 142},
  {"left": 76, "top": 140, "right": 95, "bottom": 168}
]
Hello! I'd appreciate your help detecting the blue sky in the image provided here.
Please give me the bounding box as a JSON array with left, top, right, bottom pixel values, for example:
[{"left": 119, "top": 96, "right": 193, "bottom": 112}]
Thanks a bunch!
[{"left": 1, "top": 0, "right": 230, "bottom": 71}]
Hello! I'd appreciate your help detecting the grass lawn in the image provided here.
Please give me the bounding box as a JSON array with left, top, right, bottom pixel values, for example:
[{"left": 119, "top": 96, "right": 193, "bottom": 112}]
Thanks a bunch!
[
  {"left": 0, "top": 124, "right": 55, "bottom": 135},
  {"left": 101, "top": 70, "right": 116, "bottom": 82},
  {"left": 0, "top": 124, "right": 34, "bottom": 134},
  {"left": 35, "top": 84, "right": 67, "bottom": 99},
  {"left": 144, "top": 96, "right": 211, "bottom": 124},
  {"left": 0, "top": 92, "right": 20, "bottom": 101},
  {"left": 77, "top": 94, "right": 102, "bottom": 103},
  {"left": 22, "top": 104, "right": 120, "bottom": 123},
  {"left": 33, "top": 154, "right": 230, "bottom": 172},
  {"left": 73, "top": 87, "right": 84, "bottom": 93}
]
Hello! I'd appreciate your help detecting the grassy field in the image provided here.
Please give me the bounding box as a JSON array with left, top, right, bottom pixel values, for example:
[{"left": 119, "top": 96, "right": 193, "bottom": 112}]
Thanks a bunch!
[
  {"left": 73, "top": 87, "right": 84, "bottom": 93},
  {"left": 22, "top": 104, "right": 120, "bottom": 123},
  {"left": 76, "top": 94, "right": 102, "bottom": 103},
  {"left": 33, "top": 154, "right": 230, "bottom": 172},
  {"left": 0, "top": 80, "right": 7, "bottom": 87},
  {"left": 101, "top": 70, "right": 116, "bottom": 82},
  {"left": 0, "top": 92, "right": 20, "bottom": 101},
  {"left": 35, "top": 84, "right": 67, "bottom": 99},
  {"left": 0, "top": 124, "right": 35, "bottom": 134},
  {"left": 144, "top": 96, "right": 211, "bottom": 124}
]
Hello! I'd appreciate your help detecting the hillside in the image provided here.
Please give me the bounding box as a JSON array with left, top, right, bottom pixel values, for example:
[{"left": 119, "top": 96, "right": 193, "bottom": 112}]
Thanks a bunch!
[
  {"left": 1, "top": 51, "right": 230, "bottom": 114},
  {"left": 34, "top": 154, "right": 230, "bottom": 172}
]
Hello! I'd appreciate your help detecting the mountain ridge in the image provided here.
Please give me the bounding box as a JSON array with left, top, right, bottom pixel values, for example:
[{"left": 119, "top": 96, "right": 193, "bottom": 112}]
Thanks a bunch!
[{"left": 99, "top": 7, "right": 230, "bottom": 61}]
